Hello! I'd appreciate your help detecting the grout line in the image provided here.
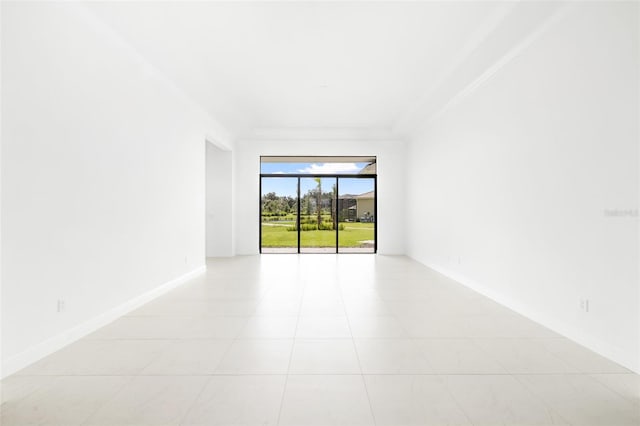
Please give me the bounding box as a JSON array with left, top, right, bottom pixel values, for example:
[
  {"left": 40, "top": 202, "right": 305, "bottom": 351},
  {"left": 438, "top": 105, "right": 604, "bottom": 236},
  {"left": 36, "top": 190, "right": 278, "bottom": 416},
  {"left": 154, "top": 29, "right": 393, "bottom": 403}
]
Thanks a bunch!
[
  {"left": 14, "top": 371, "right": 634, "bottom": 378},
  {"left": 589, "top": 373, "right": 640, "bottom": 405},
  {"left": 178, "top": 262, "right": 288, "bottom": 425},
  {"left": 16, "top": 371, "right": 636, "bottom": 382},
  {"left": 337, "top": 257, "right": 379, "bottom": 426},
  {"left": 176, "top": 375, "right": 213, "bottom": 426},
  {"left": 76, "top": 375, "right": 135, "bottom": 426},
  {"left": 275, "top": 254, "right": 306, "bottom": 426},
  {"left": 162, "top": 268, "right": 264, "bottom": 426},
  {"left": 432, "top": 372, "right": 477, "bottom": 426},
  {"left": 511, "top": 373, "right": 572, "bottom": 425}
]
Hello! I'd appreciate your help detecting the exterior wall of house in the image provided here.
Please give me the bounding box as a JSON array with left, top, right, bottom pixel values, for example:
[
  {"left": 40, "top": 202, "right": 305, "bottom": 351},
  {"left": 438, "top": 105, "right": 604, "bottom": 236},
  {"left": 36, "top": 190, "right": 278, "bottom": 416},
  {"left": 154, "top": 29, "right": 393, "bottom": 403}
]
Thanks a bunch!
[{"left": 357, "top": 198, "right": 375, "bottom": 220}]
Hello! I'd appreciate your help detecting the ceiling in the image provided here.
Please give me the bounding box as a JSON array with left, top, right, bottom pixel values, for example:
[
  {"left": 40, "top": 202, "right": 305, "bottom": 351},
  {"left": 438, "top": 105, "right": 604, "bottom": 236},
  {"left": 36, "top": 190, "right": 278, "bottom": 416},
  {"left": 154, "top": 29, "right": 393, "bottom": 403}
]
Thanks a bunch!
[{"left": 85, "top": 1, "right": 528, "bottom": 140}]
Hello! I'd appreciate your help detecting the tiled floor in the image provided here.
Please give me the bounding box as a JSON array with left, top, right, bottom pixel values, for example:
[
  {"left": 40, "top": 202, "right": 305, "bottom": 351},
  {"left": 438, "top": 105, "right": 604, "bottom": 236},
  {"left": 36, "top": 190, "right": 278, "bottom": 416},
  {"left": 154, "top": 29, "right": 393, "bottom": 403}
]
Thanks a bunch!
[{"left": 1, "top": 255, "right": 638, "bottom": 425}]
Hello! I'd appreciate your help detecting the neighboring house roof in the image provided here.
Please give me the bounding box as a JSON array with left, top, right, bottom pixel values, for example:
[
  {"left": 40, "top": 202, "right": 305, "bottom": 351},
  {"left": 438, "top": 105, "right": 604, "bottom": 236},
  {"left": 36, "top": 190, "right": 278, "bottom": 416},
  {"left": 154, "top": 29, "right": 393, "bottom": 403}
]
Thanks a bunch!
[
  {"left": 338, "top": 191, "right": 374, "bottom": 200},
  {"left": 355, "top": 191, "right": 374, "bottom": 199},
  {"left": 358, "top": 163, "right": 376, "bottom": 175}
]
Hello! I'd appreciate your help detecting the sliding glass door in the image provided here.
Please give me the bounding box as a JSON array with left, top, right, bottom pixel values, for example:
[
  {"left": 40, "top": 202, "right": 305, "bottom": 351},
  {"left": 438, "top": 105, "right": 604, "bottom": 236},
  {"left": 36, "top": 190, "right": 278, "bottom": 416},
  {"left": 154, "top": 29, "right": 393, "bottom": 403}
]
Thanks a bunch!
[
  {"left": 260, "top": 177, "right": 298, "bottom": 254},
  {"left": 260, "top": 156, "right": 376, "bottom": 253},
  {"left": 338, "top": 178, "right": 375, "bottom": 253},
  {"left": 300, "top": 177, "right": 337, "bottom": 253}
]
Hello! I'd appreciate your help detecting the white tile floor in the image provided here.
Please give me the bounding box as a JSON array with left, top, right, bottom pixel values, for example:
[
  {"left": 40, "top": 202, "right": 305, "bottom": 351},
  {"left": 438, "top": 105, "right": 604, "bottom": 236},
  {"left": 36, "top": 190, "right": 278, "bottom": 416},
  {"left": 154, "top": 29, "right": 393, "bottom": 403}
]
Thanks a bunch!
[{"left": 1, "top": 255, "right": 638, "bottom": 425}]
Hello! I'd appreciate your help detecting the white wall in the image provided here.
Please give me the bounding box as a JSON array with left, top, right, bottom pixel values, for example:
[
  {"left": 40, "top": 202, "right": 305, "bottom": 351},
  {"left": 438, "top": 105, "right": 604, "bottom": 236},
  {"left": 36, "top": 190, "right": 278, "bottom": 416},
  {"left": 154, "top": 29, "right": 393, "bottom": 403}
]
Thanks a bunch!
[
  {"left": 1, "top": 2, "right": 231, "bottom": 377},
  {"left": 234, "top": 139, "right": 405, "bottom": 255},
  {"left": 0, "top": 2, "right": 3, "bottom": 380},
  {"left": 405, "top": 3, "right": 639, "bottom": 371},
  {"left": 206, "top": 142, "right": 234, "bottom": 257}
]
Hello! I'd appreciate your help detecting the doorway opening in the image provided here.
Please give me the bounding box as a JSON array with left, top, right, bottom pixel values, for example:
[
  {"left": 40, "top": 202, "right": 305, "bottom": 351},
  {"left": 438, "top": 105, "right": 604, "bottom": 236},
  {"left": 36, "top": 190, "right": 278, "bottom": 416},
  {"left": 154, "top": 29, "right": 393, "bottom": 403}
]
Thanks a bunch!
[{"left": 260, "top": 156, "right": 377, "bottom": 253}]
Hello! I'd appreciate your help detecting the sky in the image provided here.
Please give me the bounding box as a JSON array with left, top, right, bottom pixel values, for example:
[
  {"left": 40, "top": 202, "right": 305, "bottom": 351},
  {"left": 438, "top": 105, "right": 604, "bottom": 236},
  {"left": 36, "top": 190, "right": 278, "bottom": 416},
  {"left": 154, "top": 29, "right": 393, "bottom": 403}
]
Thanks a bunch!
[
  {"left": 260, "top": 162, "right": 371, "bottom": 175},
  {"left": 261, "top": 163, "right": 375, "bottom": 197}
]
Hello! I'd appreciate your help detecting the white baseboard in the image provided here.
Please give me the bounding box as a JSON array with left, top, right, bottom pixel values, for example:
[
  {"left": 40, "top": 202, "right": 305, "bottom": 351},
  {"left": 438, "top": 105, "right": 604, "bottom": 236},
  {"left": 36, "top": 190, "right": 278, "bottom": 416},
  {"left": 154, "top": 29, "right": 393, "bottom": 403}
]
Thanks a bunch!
[
  {"left": 1, "top": 265, "right": 206, "bottom": 379},
  {"left": 412, "top": 257, "right": 639, "bottom": 374}
]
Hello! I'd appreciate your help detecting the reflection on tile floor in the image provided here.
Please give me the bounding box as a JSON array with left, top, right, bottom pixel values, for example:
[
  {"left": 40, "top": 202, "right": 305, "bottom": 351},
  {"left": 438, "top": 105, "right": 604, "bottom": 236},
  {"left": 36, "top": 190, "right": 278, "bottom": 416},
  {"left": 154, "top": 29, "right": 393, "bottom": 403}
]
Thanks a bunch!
[{"left": 1, "top": 255, "right": 638, "bottom": 425}]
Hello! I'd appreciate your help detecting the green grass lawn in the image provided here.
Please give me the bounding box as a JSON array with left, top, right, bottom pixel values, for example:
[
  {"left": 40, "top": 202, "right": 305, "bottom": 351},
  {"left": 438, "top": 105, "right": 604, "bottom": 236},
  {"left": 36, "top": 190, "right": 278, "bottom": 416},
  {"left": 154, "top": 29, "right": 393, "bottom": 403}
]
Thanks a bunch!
[{"left": 261, "top": 221, "right": 374, "bottom": 247}]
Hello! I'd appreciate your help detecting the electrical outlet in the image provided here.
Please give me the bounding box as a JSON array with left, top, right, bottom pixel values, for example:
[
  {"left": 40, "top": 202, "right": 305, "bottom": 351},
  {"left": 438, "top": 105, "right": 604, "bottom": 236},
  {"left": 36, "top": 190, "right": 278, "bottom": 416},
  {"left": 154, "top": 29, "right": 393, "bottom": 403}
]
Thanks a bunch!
[
  {"left": 184, "top": 256, "right": 188, "bottom": 264},
  {"left": 579, "top": 298, "right": 590, "bottom": 313},
  {"left": 57, "top": 299, "right": 65, "bottom": 313}
]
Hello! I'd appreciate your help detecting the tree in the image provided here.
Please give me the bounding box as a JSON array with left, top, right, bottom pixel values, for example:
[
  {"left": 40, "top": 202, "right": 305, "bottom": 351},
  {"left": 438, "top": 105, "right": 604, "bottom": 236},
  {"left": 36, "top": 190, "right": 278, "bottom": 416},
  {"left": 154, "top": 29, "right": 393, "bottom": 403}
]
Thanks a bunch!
[
  {"left": 301, "top": 191, "right": 311, "bottom": 217},
  {"left": 332, "top": 183, "right": 337, "bottom": 230},
  {"left": 314, "top": 178, "right": 322, "bottom": 227}
]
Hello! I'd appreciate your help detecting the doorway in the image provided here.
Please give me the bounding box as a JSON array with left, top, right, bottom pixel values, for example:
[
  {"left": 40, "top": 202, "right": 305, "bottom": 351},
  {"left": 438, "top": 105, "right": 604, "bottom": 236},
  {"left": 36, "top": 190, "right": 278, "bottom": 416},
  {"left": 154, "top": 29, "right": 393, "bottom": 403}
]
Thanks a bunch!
[
  {"left": 206, "top": 141, "right": 233, "bottom": 257},
  {"left": 260, "top": 156, "right": 376, "bottom": 253}
]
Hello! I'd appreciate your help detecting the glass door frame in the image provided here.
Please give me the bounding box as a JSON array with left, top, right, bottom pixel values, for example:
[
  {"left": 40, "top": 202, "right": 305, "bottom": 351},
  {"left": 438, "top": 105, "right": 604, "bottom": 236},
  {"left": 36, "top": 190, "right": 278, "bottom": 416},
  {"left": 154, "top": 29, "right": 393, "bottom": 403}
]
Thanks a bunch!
[{"left": 259, "top": 173, "right": 377, "bottom": 254}]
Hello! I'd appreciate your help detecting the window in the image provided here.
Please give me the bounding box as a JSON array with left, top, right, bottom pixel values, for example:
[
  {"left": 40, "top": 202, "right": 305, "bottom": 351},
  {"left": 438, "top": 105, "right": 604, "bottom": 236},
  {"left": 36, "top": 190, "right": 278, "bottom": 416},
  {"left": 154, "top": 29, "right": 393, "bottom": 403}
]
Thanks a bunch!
[{"left": 260, "top": 156, "right": 376, "bottom": 253}]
